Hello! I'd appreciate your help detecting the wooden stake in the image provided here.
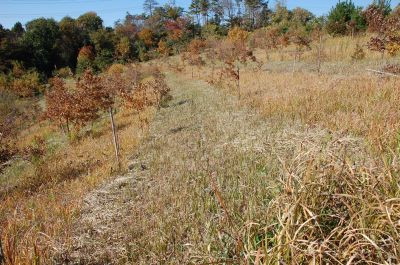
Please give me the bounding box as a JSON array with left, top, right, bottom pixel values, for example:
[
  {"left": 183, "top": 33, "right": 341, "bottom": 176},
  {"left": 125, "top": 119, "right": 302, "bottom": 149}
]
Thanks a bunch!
[
  {"left": 237, "top": 65, "right": 240, "bottom": 100},
  {"left": 109, "top": 107, "right": 120, "bottom": 168},
  {"left": 317, "top": 35, "right": 322, "bottom": 74}
]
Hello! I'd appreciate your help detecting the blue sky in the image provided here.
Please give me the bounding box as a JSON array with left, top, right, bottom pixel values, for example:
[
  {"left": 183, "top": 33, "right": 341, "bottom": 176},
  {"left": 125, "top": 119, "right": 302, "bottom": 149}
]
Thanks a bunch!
[{"left": 0, "top": 0, "right": 398, "bottom": 29}]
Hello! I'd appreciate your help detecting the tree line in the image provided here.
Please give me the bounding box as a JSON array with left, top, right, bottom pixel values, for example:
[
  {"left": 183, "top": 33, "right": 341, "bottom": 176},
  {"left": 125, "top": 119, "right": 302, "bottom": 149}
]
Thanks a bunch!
[{"left": 0, "top": 0, "right": 398, "bottom": 81}]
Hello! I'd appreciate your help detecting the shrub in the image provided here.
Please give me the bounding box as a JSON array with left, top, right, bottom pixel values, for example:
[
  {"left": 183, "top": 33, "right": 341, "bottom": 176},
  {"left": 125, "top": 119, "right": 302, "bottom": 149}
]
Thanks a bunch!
[
  {"left": 0, "top": 73, "right": 9, "bottom": 91},
  {"left": 107, "top": 64, "right": 126, "bottom": 75},
  {"left": 53, "top": 67, "right": 73, "bottom": 78},
  {"left": 157, "top": 40, "right": 171, "bottom": 57},
  {"left": 0, "top": 143, "right": 16, "bottom": 166},
  {"left": 351, "top": 43, "right": 366, "bottom": 60},
  {"left": 366, "top": 6, "right": 400, "bottom": 58},
  {"left": 383, "top": 64, "right": 400, "bottom": 74},
  {"left": 11, "top": 70, "right": 43, "bottom": 97},
  {"left": 138, "top": 28, "right": 154, "bottom": 47}
]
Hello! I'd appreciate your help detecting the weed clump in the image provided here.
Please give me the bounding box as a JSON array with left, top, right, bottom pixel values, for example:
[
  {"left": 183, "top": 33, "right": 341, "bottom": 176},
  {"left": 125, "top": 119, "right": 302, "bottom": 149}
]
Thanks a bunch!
[
  {"left": 351, "top": 43, "right": 366, "bottom": 60},
  {"left": 383, "top": 64, "right": 400, "bottom": 75}
]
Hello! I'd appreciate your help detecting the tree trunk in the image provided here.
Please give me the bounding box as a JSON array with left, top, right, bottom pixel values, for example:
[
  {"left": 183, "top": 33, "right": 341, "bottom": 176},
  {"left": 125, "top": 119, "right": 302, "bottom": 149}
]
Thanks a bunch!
[
  {"left": 109, "top": 108, "right": 120, "bottom": 168},
  {"left": 292, "top": 54, "right": 296, "bottom": 74}
]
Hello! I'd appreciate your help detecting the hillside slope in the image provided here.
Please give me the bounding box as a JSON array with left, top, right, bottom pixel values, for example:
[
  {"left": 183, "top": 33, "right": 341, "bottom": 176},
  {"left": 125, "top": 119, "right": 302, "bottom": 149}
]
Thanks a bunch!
[{"left": 57, "top": 72, "right": 392, "bottom": 264}]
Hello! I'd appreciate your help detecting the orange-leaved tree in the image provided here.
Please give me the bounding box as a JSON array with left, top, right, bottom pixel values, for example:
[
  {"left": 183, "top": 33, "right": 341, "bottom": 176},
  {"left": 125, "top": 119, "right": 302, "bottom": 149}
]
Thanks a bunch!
[
  {"left": 124, "top": 68, "right": 169, "bottom": 133},
  {"left": 44, "top": 77, "right": 76, "bottom": 135},
  {"left": 218, "top": 27, "right": 256, "bottom": 99},
  {"left": 182, "top": 39, "right": 206, "bottom": 78},
  {"left": 76, "top": 45, "right": 95, "bottom": 75},
  {"left": 365, "top": 6, "right": 400, "bottom": 59}
]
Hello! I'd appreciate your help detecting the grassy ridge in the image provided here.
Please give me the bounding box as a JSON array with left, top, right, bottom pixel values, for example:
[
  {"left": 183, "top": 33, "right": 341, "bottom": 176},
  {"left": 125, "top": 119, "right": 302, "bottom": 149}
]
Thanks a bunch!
[{"left": 161, "top": 34, "right": 400, "bottom": 263}]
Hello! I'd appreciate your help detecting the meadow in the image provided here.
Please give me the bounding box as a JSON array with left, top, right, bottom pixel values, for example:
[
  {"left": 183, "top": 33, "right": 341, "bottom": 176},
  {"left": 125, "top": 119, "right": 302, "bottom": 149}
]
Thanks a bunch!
[{"left": 1, "top": 4, "right": 400, "bottom": 263}]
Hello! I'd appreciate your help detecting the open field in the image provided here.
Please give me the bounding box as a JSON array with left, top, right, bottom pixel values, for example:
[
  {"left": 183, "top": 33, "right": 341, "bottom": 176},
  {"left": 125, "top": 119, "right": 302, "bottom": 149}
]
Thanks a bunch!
[
  {"left": 55, "top": 69, "right": 400, "bottom": 264},
  {"left": 1, "top": 14, "right": 400, "bottom": 264}
]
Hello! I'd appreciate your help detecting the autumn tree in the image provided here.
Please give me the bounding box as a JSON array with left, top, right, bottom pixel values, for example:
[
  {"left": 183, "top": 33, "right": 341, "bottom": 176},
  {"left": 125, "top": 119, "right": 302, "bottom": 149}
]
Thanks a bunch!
[
  {"left": 252, "top": 26, "right": 280, "bottom": 61},
  {"left": 288, "top": 26, "right": 311, "bottom": 62},
  {"left": 116, "top": 36, "right": 132, "bottom": 61},
  {"left": 218, "top": 27, "right": 255, "bottom": 99},
  {"left": 158, "top": 40, "right": 171, "bottom": 57},
  {"left": 115, "top": 13, "right": 138, "bottom": 41},
  {"left": 138, "top": 28, "right": 154, "bottom": 48},
  {"left": 44, "top": 77, "right": 75, "bottom": 134},
  {"left": 124, "top": 71, "right": 167, "bottom": 133},
  {"left": 74, "top": 69, "right": 112, "bottom": 126},
  {"left": 102, "top": 67, "right": 133, "bottom": 165},
  {"left": 365, "top": 6, "right": 400, "bottom": 58},
  {"left": 76, "top": 45, "right": 95, "bottom": 75},
  {"left": 183, "top": 39, "right": 206, "bottom": 78}
]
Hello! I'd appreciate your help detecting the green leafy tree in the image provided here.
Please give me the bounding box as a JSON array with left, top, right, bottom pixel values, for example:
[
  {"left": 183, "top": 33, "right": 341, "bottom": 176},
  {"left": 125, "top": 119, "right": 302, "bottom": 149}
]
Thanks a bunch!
[
  {"left": 11, "top": 22, "right": 24, "bottom": 39},
  {"left": 77, "top": 12, "right": 103, "bottom": 43},
  {"left": 90, "top": 28, "right": 116, "bottom": 71},
  {"left": 23, "top": 18, "right": 61, "bottom": 75},
  {"left": 59, "top": 16, "right": 84, "bottom": 70}
]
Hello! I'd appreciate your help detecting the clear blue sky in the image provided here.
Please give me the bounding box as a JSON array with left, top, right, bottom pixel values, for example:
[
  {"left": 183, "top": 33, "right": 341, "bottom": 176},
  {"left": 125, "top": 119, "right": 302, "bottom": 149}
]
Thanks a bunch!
[{"left": 0, "top": 0, "right": 398, "bottom": 29}]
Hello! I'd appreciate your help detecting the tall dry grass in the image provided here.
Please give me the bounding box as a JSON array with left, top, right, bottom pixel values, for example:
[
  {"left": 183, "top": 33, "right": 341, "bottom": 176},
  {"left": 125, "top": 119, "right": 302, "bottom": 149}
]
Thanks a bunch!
[
  {"left": 0, "top": 106, "right": 156, "bottom": 263},
  {"left": 0, "top": 64, "right": 165, "bottom": 263},
  {"left": 163, "top": 33, "right": 400, "bottom": 263}
]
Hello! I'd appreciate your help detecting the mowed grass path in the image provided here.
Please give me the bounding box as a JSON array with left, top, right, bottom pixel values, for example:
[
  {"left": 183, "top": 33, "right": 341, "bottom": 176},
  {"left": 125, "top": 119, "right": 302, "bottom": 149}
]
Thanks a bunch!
[
  {"left": 58, "top": 72, "right": 374, "bottom": 264},
  {"left": 58, "top": 72, "right": 277, "bottom": 264}
]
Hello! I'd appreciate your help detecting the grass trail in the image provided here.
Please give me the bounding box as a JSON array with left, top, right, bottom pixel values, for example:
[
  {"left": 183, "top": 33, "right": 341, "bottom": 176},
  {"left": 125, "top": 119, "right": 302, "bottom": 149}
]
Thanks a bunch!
[
  {"left": 57, "top": 72, "right": 374, "bottom": 264},
  {"left": 57, "top": 72, "right": 276, "bottom": 263}
]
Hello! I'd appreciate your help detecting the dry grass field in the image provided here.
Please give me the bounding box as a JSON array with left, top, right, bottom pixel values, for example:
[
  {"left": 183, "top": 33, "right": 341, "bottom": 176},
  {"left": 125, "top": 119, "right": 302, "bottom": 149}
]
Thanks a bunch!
[
  {"left": 0, "top": 67, "right": 160, "bottom": 263},
  {"left": 1, "top": 33, "right": 399, "bottom": 264},
  {"left": 157, "top": 34, "right": 400, "bottom": 263}
]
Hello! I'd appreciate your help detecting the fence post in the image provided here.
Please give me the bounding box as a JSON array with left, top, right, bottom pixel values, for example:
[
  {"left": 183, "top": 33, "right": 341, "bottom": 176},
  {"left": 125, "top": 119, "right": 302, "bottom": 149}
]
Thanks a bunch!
[{"left": 109, "top": 107, "right": 120, "bottom": 168}]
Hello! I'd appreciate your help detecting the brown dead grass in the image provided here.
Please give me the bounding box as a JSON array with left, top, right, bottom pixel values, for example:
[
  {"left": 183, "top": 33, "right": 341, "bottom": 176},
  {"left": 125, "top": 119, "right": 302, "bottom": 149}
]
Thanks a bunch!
[
  {"left": 159, "top": 34, "right": 400, "bottom": 264},
  {"left": 0, "top": 64, "right": 164, "bottom": 263},
  {"left": 0, "top": 106, "right": 156, "bottom": 263}
]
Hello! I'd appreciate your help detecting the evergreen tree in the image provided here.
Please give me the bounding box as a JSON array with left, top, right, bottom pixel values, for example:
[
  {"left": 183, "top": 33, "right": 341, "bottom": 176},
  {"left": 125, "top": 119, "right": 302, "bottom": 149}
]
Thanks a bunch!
[
  {"left": 144, "top": 0, "right": 159, "bottom": 16},
  {"left": 326, "top": 1, "right": 366, "bottom": 36},
  {"left": 190, "top": 0, "right": 201, "bottom": 25}
]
